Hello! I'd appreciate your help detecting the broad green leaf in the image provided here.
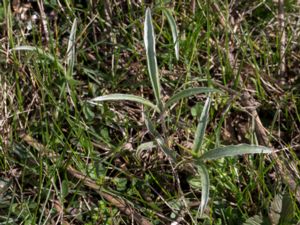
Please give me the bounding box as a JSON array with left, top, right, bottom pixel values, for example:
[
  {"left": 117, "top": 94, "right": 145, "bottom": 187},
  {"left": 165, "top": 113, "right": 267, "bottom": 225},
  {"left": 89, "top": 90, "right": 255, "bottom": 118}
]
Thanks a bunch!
[
  {"left": 163, "top": 9, "right": 179, "bottom": 60},
  {"left": 192, "top": 96, "right": 211, "bottom": 155},
  {"left": 191, "top": 102, "right": 203, "bottom": 117},
  {"left": 113, "top": 177, "right": 127, "bottom": 191},
  {"left": 243, "top": 215, "right": 264, "bottom": 225},
  {"left": 144, "top": 115, "right": 176, "bottom": 161},
  {"left": 89, "top": 94, "right": 160, "bottom": 112},
  {"left": 144, "top": 8, "right": 162, "bottom": 110},
  {"left": 279, "top": 192, "right": 294, "bottom": 224},
  {"left": 66, "top": 18, "right": 77, "bottom": 79},
  {"left": 61, "top": 180, "right": 69, "bottom": 200},
  {"left": 11, "top": 46, "right": 65, "bottom": 72},
  {"left": 269, "top": 192, "right": 295, "bottom": 225},
  {"left": 200, "top": 144, "right": 273, "bottom": 161},
  {"left": 196, "top": 162, "right": 210, "bottom": 217},
  {"left": 165, "top": 87, "right": 218, "bottom": 108}
]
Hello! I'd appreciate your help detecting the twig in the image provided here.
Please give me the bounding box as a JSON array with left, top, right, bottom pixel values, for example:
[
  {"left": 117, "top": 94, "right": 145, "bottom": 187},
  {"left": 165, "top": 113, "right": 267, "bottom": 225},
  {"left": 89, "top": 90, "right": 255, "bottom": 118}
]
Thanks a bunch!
[
  {"left": 67, "top": 166, "right": 152, "bottom": 225},
  {"left": 190, "top": 0, "right": 196, "bottom": 15},
  {"left": 278, "top": 0, "right": 286, "bottom": 80},
  {"left": 37, "top": 0, "right": 49, "bottom": 44}
]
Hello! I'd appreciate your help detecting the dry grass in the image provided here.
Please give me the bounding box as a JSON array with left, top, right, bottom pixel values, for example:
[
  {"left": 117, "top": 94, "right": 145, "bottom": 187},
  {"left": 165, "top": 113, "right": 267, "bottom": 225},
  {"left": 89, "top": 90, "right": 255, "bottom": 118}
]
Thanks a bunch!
[{"left": 0, "top": 1, "right": 299, "bottom": 224}]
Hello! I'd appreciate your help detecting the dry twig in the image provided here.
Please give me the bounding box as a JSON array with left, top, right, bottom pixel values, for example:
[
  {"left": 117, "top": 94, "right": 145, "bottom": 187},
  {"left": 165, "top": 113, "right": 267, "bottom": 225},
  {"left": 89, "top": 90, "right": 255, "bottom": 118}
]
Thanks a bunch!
[
  {"left": 37, "top": 0, "right": 50, "bottom": 44},
  {"left": 278, "top": 0, "right": 286, "bottom": 80}
]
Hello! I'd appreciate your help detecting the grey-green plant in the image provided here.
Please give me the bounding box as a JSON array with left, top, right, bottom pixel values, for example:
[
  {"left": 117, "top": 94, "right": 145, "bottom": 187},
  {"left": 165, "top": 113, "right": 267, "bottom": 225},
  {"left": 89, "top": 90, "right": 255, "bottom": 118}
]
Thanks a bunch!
[{"left": 88, "top": 7, "right": 273, "bottom": 220}]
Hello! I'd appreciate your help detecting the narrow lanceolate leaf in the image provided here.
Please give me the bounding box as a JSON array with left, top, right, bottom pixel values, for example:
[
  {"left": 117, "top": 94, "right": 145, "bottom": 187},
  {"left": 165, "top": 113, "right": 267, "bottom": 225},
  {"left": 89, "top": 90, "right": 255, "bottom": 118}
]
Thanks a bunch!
[
  {"left": 11, "top": 46, "right": 65, "bottom": 72},
  {"left": 66, "top": 18, "right": 77, "bottom": 79},
  {"left": 165, "top": 87, "right": 218, "bottom": 108},
  {"left": 200, "top": 144, "right": 273, "bottom": 161},
  {"left": 89, "top": 94, "right": 160, "bottom": 112},
  {"left": 144, "top": 8, "right": 162, "bottom": 110},
  {"left": 196, "top": 162, "right": 210, "bottom": 218},
  {"left": 192, "top": 97, "right": 211, "bottom": 155},
  {"left": 163, "top": 9, "right": 179, "bottom": 60},
  {"left": 144, "top": 115, "right": 176, "bottom": 161}
]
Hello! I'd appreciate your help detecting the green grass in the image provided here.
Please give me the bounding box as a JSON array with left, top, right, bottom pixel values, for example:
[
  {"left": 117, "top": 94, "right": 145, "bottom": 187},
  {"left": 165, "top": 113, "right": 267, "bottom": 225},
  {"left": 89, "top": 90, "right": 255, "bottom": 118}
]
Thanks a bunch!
[{"left": 1, "top": 0, "right": 300, "bottom": 224}]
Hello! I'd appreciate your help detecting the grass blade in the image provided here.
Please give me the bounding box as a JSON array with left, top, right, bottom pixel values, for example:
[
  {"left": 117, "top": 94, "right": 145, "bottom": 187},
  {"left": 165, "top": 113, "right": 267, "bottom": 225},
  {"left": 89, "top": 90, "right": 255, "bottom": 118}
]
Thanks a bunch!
[
  {"left": 89, "top": 94, "right": 160, "bottom": 112},
  {"left": 200, "top": 144, "right": 273, "bottom": 161},
  {"left": 11, "top": 46, "right": 65, "bottom": 72},
  {"left": 144, "top": 7, "right": 162, "bottom": 110},
  {"left": 163, "top": 9, "right": 179, "bottom": 60},
  {"left": 196, "top": 162, "right": 210, "bottom": 218},
  {"left": 165, "top": 87, "right": 218, "bottom": 108},
  {"left": 66, "top": 18, "right": 77, "bottom": 79},
  {"left": 11, "top": 45, "right": 77, "bottom": 107},
  {"left": 192, "top": 96, "right": 211, "bottom": 155}
]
